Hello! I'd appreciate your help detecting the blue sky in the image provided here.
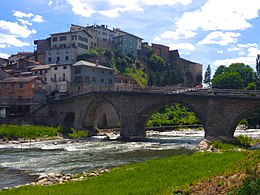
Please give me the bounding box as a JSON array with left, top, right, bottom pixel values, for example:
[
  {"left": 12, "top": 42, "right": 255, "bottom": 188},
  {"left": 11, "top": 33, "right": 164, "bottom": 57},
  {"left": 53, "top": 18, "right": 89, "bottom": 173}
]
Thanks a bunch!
[{"left": 1, "top": 0, "right": 260, "bottom": 73}]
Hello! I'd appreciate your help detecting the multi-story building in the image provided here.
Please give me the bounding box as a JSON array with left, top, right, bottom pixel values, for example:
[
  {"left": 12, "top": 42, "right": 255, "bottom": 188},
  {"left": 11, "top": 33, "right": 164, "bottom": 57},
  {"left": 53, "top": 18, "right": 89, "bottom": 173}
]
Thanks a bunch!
[
  {"left": 151, "top": 43, "right": 170, "bottom": 62},
  {"left": 70, "top": 24, "right": 98, "bottom": 49},
  {"left": 86, "top": 24, "right": 114, "bottom": 49},
  {"left": 31, "top": 63, "right": 72, "bottom": 95},
  {"left": 113, "top": 28, "right": 142, "bottom": 57},
  {"left": 0, "top": 57, "right": 8, "bottom": 67},
  {"left": 169, "top": 50, "right": 202, "bottom": 87},
  {"left": 0, "top": 76, "right": 47, "bottom": 117},
  {"left": 71, "top": 60, "right": 114, "bottom": 94},
  {"left": 45, "top": 30, "right": 91, "bottom": 65},
  {"left": 34, "top": 38, "right": 51, "bottom": 64},
  {"left": 8, "top": 52, "right": 34, "bottom": 65}
]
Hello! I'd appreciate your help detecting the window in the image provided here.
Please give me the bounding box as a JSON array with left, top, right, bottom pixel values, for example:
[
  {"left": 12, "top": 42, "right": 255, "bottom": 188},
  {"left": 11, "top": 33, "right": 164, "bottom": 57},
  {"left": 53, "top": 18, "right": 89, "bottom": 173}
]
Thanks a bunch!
[
  {"left": 75, "top": 67, "right": 81, "bottom": 74},
  {"left": 44, "top": 78, "right": 47, "bottom": 82},
  {"left": 63, "top": 66, "right": 67, "bottom": 69},
  {"left": 65, "top": 56, "right": 69, "bottom": 61},
  {"left": 103, "top": 38, "right": 107, "bottom": 42},
  {"left": 109, "top": 79, "right": 113, "bottom": 84},
  {"left": 63, "top": 73, "right": 66, "bottom": 81},
  {"left": 72, "top": 43, "right": 76, "bottom": 48},
  {"left": 52, "top": 37, "right": 58, "bottom": 42},
  {"left": 56, "top": 57, "right": 60, "bottom": 62},
  {"left": 60, "top": 44, "right": 66, "bottom": 48},
  {"left": 78, "top": 36, "right": 88, "bottom": 43},
  {"left": 102, "top": 32, "right": 107, "bottom": 36},
  {"left": 45, "top": 70, "right": 48, "bottom": 73},
  {"left": 54, "top": 67, "right": 58, "bottom": 70},
  {"left": 18, "top": 83, "right": 23, "bottom": 89},
  {"left": 48, "top": 57, "right": 52, "bottom": 62},
  {"left": 78, "top": 43, "right": 88, "bottom": 49},
  {"left": 60, "top": 36, "right": 67, "bottom": 41},
  {"left": 101, "top": 70, "right": 104, "bottom": 74},
  {"left": 72, "top": 35, "right": 77, "bottom": 40},
  {"left": 101, "top": 78, "right": 104, "bottom": 83},
  {"left": 92, "top": 77, "right": 96, "bottom": 82}
]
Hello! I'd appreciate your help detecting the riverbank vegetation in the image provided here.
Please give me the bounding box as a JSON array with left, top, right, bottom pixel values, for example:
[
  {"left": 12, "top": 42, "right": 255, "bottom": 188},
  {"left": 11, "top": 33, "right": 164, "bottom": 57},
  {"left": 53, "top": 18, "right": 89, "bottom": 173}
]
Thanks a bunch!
[
  {"left": 1, "top": 151, "right": 259, "bottom": 194},
  {"left": 0, "top": 125, "right": 88, "bottom": 141},
  {"left": 147, "top": 103, "right": 201, "bottom": 128}
]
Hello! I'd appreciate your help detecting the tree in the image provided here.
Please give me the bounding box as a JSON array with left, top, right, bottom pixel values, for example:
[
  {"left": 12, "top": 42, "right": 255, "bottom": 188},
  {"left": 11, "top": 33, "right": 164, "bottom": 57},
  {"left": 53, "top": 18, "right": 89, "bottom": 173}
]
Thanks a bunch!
[
  {"left": 256, "top": 54, "right": 260, "bottom": 78},
  {"left": 204, "top": 64, "right": 211, "bottom": 85},
  {"left": 212, "top": 63, "right": 257, "bottom": 89}
]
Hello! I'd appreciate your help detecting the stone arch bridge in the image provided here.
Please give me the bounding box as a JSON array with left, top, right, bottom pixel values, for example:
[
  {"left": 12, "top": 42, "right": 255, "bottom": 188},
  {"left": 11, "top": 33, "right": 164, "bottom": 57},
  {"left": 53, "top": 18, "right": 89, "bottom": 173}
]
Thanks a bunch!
[{"left": 32, "top": 91, "right": 260, "bottom": 141}]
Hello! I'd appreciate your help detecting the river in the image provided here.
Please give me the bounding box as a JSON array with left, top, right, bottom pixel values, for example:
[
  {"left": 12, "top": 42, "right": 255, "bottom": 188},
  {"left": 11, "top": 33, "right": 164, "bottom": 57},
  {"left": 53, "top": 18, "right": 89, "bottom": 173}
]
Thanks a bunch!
[{"left": 0, "top": 129, "right": 259, "bottom": 190}]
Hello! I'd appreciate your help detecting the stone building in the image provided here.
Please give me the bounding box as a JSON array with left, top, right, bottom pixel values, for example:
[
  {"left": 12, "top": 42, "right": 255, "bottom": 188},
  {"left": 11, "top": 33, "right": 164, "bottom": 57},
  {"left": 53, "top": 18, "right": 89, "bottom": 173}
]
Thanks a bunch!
[
  {"left": 169, "top": 50, "right": 202, "bottom": 87},
  {"left": 71, "top": 60, "right": 114, "bottom": 95}
]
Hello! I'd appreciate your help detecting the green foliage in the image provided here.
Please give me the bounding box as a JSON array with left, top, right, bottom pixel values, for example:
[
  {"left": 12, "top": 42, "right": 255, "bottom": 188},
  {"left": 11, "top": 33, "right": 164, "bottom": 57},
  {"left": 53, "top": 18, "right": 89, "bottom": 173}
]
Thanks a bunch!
[
  {"left": 212, "top": 141, "right": 237, "bottom": 151},
  {"left": 239, "top": 119, "right": 249, "bottom": 127},
  {"left": 212, "top": 63, "right": 257, "bottom": 89},
  {"left": 77, "top": 48, "right": 105, "bottom": 60},
  {"left": 147, "top": 103, "right": 200, "bottom": 127},
  {"left": 124, "top": 65, "right": 148, "bottom": 86},
  {"left": 244, "top": 82, "right": 256, "bottom": 90},
  {"left": 148, "top": 53, "right": 166, "bottom": 72},
  {"left": 204, "top": 64, "right": 211, "bottom": 84},
  {"left": 236, "top": 135, "right": 253, "bottom": 146},
  {"left": 2, "top": 152, "right": 245, "bottom": 195},
  {"left": 67, "top": 129, "right": 88, "bottom": 139},
  {"left": 0, "top": 125, "right": 60, "bottom": 140}
]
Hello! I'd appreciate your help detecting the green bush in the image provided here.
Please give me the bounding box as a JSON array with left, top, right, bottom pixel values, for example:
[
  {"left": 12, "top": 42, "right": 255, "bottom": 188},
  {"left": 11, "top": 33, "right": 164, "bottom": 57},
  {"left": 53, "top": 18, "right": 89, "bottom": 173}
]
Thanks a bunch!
[
  {"left": 68, "top": 129, "right": 88, "bottom": 139},
  {"left": 0, "top": 125, "right": 60, "bottom": 140},
  {"left": 237, "top": 135, "right": 253, "bottom": 146}
]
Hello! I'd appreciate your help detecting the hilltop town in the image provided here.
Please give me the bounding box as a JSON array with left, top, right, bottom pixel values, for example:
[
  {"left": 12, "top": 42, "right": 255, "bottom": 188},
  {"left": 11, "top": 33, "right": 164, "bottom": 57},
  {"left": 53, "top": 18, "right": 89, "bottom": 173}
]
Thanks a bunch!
[{"left": 0, "top": 24, "right": 202, "bottom": 118}]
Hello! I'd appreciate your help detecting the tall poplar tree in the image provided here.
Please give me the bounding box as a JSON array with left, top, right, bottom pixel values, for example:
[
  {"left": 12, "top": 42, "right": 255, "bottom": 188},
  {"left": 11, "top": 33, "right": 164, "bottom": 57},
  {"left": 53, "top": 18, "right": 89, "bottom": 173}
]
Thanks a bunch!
[{"left": 204, "top": 64, "right": 211, "bottom": 85}]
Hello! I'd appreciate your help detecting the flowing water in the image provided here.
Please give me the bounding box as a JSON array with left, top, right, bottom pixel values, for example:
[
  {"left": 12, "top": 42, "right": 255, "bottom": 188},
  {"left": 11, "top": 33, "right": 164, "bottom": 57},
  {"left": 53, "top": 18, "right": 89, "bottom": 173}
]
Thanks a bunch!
[{"left": 0, "top": 129, "right": 259, "bottom": 190}]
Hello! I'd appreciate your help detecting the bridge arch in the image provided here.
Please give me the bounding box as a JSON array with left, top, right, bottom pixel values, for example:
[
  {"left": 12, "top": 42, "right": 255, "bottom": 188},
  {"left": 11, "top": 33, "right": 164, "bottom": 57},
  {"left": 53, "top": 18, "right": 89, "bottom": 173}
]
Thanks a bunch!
[
  {"left": 231, "top": 105, "right": 260, "bottom": 135},
  {"left": 82, "top": 97, "right": 120, "bottom": 130},
  {"left": 63, "top": 112, "right": 75, "bottom": 128},
  {"left": 135, "top": 100, "right": 204, "bottom": 135}
]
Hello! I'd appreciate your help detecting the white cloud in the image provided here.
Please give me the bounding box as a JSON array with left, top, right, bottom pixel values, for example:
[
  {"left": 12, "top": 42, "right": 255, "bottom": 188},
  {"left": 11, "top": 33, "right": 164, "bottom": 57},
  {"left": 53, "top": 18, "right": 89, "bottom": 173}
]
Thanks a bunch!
[
  {"left": 66, "top": 0, "right": 96, "bottom": 17},
  {"left": 66, "top": 0, "right": 190, "bottom": 18},
  {"left": 227, "top": 47, "right": 240, "bottom": 52},
  {"left": 168, "top": 43, "right": 195, "bottom": 52},
  {"left": 48, "top": 1, "right": 53, "bottom": 6},
  {"left": 13, "top": 10, "right": 34, "bottom": 18},
  {"left": 0, "top": 20, "right": 36, "bottom": 38},
  {"left": 213, "top": 43, "right": 260, "bottom": 67},
  {"left": 159, "top": 0, "right": 260, "bottom": 41},
  {"left": 141, "top": 0, "right": 192, "bottom": 6},
  {"left": 0, "top": 52, "right": 10, "bottom": 59},
  {"left": 160, "top": 29, "right": 196, "bottom": 40},
  {"left": 213, "top": 56, "right": 257, "bottom": 67},
  {"left": 197, "top": 31, "right": 241, "bottom": 46},
  {"left": 0, "top": 33, "right": 30, "bottom": 47},
  {"left": 217, "top": 50, "right": 223, "bottom": 54},
  {"left": 18, "top": 19, "right": 32, "bottom": 26},
  {"left": 32, "top": 15, "right": 45, "bottom": 23}
]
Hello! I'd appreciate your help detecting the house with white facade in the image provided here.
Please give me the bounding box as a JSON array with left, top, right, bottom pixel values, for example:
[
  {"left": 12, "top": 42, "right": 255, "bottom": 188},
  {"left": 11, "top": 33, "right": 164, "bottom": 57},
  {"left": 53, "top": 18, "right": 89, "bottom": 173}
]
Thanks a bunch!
[
  {"left": 45, "top": 30, "right": 91, "bottom": 65},
  {"left": 31, "top": 63, "right": 72, "bottom": 95},
  {"left": 71, "top": 60, "right": 114, "bottom": 95}
]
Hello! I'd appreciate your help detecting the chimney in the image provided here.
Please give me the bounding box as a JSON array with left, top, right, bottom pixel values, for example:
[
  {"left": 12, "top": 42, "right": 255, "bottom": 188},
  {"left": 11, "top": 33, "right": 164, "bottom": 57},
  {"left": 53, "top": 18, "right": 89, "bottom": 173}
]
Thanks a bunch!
[{"left": 96, "top": 60, "right": 99, "bottom": 66}]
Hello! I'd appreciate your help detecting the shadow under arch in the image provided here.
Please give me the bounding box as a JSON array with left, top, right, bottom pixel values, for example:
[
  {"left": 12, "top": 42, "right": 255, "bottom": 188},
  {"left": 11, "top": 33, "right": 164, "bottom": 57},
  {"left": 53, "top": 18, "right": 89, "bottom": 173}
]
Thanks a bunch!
[
  {"left": 63, "top": 112, "right": 75, "bottom": 128},
  {"left": 82, "top": 97, "right": 120, "bottom": 130},
  {"left": 136, "top": 100, "right": 205, "bottom": 136},
  {"left": 231, "top": 105, "right": 260, "bottom": 136}
]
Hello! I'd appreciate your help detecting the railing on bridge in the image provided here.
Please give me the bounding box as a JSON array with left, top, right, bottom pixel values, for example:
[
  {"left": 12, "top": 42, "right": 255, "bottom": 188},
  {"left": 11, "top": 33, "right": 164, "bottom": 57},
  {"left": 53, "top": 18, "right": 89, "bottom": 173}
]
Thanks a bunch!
[{"left": 66, "top": 85, "right": 260, "bottom": 99}]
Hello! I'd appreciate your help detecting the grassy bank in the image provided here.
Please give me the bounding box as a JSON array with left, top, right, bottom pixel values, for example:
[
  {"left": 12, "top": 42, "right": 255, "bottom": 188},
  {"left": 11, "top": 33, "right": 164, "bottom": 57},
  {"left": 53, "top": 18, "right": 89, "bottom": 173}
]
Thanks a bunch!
[
  {"left": 0, "top": 125, "right": 89, "bottom": 141},
  {"left": 1, "top": 151, "right": 255, "bottom": 195},
  {"left": 0, "top": 124, "right": 60, "bottom": 141}
]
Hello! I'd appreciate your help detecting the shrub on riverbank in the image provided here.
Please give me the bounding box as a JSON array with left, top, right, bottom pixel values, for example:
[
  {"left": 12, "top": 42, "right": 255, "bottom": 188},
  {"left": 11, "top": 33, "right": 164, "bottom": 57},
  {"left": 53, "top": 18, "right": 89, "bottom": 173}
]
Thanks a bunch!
[
  {"left": 0, "top": 125, "right": 60, "bottom": 141},
  {"left": 1, "top": 151, "right": 249, "bottom": 195}
]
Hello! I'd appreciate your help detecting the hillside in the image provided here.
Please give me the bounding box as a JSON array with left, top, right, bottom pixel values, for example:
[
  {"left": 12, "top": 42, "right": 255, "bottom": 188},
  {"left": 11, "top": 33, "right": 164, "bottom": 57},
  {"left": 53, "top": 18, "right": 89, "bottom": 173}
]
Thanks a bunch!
[{"left": 77, "top": 47, "right": 201, "bottom": 87}]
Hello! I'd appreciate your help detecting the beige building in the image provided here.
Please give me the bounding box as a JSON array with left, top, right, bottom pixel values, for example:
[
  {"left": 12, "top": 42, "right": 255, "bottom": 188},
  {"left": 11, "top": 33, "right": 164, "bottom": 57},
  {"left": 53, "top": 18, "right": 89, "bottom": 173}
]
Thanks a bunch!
[{"left": 46, "top": 30, "right": 92, "bottom": 65}]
